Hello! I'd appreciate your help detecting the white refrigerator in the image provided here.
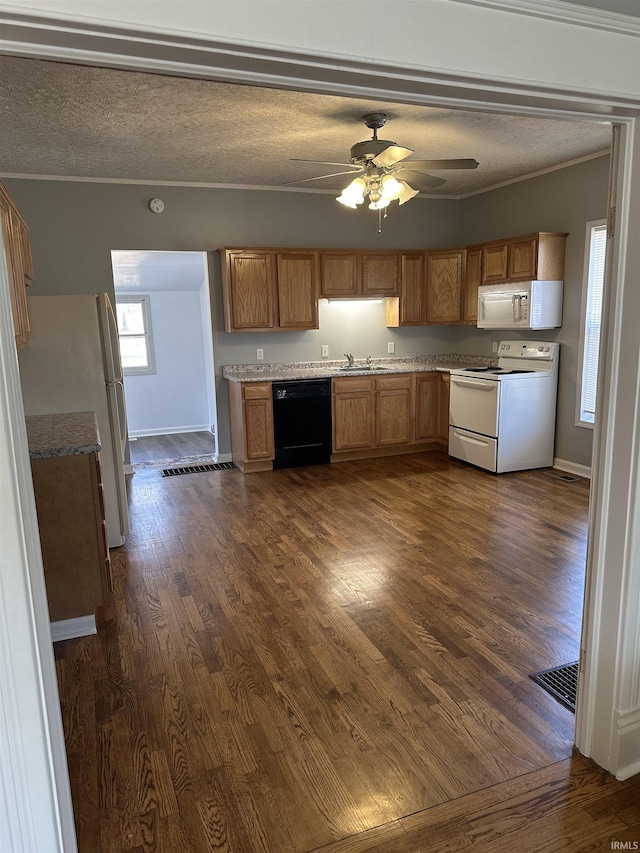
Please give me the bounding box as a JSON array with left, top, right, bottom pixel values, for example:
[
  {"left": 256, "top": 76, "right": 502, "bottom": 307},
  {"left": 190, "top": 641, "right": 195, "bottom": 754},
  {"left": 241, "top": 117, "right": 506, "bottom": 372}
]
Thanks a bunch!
[{"left": 19, "top": 293, "right": 129, "bottom": 548}]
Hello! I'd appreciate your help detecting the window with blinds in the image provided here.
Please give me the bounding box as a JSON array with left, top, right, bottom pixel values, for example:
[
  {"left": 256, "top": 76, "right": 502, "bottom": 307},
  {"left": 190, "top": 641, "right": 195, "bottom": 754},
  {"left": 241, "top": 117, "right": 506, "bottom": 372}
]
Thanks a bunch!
[{"left": 578, "top": 220, "right": 607, "bottom": 426}]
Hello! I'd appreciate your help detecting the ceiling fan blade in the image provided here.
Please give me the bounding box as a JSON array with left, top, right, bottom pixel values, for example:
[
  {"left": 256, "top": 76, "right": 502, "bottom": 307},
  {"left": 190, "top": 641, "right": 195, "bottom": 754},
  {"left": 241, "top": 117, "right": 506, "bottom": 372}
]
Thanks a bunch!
[
  {"left": 372, "top": 145, "right": 414, "bottom": 167},
  {"left": 283, "top": 169, "right": 364, "bottom": 186},
  {"left": 403, "top": 158, "right": 479, "bottom": 171},
  {"left": 290, "top": 158, "right": 360, "bottom": 169},
  {"left": 397, "top": 169, "right": 447, "bottom": 188}
]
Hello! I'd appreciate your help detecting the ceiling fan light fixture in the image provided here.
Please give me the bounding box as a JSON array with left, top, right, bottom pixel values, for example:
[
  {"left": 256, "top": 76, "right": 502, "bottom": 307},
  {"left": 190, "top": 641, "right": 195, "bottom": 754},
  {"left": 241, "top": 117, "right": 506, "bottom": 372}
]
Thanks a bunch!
[
  {"left": 380, "top": 174, "right": 403, "bottom": 200},
  {"left": 396, "top": 180, "right": 419, "bottom": 205}
]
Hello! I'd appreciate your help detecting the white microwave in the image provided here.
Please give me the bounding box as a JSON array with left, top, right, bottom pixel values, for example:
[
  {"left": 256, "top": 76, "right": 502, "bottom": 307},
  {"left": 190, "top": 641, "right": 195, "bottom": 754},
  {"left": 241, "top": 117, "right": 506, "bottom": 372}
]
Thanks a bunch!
[{"left": 477, "top": 280, "right": 563, "bottom": 329}]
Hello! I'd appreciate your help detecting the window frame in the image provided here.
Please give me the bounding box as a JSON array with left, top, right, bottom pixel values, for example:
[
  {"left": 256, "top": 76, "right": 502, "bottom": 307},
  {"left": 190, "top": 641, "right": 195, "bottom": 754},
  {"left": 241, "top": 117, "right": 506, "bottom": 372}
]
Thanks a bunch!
[
  {"left": 576, "top": 218, "right": 607, "bottom": 429},
  {"left": 116, "top": 294, "right": 156, "bottom": 376}
]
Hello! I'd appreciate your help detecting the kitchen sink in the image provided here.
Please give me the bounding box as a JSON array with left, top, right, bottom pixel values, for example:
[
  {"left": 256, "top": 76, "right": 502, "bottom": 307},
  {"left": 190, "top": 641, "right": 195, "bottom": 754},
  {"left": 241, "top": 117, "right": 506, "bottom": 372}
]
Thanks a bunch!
[{"left": 338, "top": 365, "right": 390, "bottom": 371}]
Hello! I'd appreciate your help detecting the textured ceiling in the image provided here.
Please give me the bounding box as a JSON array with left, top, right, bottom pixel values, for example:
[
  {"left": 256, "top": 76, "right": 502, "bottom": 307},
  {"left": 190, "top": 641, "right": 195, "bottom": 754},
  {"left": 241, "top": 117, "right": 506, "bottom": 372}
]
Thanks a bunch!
[{"left": 0, "top": 55, "right": 612, "bottom": 197}]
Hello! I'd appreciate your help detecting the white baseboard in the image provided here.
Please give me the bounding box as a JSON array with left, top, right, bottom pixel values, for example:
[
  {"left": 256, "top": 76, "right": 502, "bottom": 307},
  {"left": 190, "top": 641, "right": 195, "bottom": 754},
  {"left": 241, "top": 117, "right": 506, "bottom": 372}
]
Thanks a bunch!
[
  {"left": 50, "top": 615, "right": 96, "bottom": 642},
  {"left": 128, "top": 425, "right": 214, "bottom": 438},
  {"left": 553, "top": 458, "right": 592, "bottom": 479}
]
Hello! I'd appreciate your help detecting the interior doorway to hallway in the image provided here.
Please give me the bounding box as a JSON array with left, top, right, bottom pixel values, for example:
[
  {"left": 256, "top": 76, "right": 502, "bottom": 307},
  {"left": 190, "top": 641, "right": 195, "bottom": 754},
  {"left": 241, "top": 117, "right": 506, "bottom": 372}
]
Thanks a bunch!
[{"left": 111, "top": 250, "right": 218, "bottom": 468}]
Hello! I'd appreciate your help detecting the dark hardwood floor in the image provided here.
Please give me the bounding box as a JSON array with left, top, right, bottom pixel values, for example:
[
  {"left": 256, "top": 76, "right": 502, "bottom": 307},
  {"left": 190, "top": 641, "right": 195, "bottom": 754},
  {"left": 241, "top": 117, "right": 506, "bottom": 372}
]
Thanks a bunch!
[
  {"left": 129, "top": 431, "right": 217, "bottom": 465},
  {"left": 54, "top": 450, "right": 640, "bottom": 851}
]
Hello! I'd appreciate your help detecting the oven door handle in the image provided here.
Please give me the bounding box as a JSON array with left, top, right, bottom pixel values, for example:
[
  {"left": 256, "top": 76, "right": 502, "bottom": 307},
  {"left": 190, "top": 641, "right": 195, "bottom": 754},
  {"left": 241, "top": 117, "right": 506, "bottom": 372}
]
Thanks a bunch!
[{"left": 451, "top": 378, "right": 498, "bottom": 391}]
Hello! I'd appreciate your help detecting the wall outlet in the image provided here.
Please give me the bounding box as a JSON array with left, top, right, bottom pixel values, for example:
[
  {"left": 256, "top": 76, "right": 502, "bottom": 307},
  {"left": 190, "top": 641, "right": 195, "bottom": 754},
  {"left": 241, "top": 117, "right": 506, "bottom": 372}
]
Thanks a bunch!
[
  {"left": 387, "top": 341, "right": 395, "bottom": 354},
  {"left": 321, "top": 345, "right": 329, "bottom": 358},
  {"left": 492, "top": 341, "right": 499, "bottom": 353},
  {"left": 256, "top": 348, "right": 264, "bottom": 361}
]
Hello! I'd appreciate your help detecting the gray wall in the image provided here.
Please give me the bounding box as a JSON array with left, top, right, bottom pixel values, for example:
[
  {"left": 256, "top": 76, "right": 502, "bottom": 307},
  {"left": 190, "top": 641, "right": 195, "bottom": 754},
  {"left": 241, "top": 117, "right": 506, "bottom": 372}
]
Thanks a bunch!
[
  {"left": 457, "top": 154, "right": 610, "bottom": 467},
  {"left": 7, "top": 159, "right": 608, "bottom": 465}
]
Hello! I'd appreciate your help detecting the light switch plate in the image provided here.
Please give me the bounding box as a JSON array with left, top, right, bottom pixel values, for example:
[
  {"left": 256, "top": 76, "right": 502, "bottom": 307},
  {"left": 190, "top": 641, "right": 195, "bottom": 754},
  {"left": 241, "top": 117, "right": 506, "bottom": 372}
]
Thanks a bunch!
[
  {"left": 387, "top": 342, "right": 395, "bottom": 354},
  {"left": 256, "top": 348, "right": 264, "bottom": 361},
  {"left": 321, "top": 345, "right": 329, "bottom": 358}
]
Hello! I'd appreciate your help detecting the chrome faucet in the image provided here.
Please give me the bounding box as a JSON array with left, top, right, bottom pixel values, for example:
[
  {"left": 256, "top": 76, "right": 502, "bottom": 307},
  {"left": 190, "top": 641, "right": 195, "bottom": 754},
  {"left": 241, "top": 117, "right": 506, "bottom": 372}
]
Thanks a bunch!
[{"left": 344, "top": 352, "right": 355, "bottom": 367}]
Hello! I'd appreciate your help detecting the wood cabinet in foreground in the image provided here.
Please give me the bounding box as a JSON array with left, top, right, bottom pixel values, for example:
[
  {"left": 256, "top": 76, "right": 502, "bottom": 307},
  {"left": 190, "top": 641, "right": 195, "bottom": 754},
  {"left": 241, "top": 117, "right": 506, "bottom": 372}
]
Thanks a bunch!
[
  {"left": 31, "top": 452, "right": 111, "bottom": 625},
  {"left": 228, "top": 381, "right": 275, "bottom": 472},
  {"left": 0, "top": 181, "right": 33, "bottom": 350}
]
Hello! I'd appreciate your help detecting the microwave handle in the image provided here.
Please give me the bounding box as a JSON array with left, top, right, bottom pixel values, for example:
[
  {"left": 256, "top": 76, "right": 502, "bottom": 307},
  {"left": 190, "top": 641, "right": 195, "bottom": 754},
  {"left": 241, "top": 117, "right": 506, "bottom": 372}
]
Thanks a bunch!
[{"left": 512, "top": 294, "right": 522, "bottom": 322}]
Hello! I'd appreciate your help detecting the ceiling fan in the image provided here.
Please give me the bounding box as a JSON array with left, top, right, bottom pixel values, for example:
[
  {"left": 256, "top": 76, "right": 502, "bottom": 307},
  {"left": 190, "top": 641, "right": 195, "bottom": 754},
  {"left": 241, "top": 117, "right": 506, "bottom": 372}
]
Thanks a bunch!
[{"left": 287, "top": 112, "right": 479, "bottom": 211}]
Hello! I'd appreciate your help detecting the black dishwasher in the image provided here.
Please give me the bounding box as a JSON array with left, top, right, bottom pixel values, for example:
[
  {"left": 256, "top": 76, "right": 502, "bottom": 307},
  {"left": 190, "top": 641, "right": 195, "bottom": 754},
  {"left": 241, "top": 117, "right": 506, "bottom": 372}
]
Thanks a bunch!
[{"left": 272, "top": 379, "right": 332, "bottom": 469}]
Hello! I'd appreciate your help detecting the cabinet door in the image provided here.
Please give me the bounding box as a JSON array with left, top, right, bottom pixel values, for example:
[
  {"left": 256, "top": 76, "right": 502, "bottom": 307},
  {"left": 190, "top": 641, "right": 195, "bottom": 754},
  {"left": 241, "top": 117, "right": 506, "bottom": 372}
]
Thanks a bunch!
[
  {"left": 426, "top": 250, "right": 463, "bottom": 324},
  {"left": 414, "top": 373, "right": 439, "bottom": 441},
  {"left": 463, "top": 248, "right": 482, "bottom": 325},
  {"left": 244, "top": 391, "right": 274, "bottom": 461},
  {"left": 438, "top": 374, "right": 451, "bottom": 441},
  {"left": 362, "top": 252, "right": 400, "bottom": 296},
  {"left": 223, "top": 251, "right": 277, "bottom": 331},
  {"left": 333, "top": 378, "right": 374, "bottom": 451},
  {"left": 400, "top": 252, "right": 426, "bottom": 325},
  {"left": 508, "top": 237, "right": 537, "bottom": 280},
  {"left": 375, "top": 376, "right": 412, "bottom": 446},
  {"left": 319, "top": 252, "right": 360, "bottom": 297},
  {"left": 277, "top": 252, "right": 318, "bottom": 329},
  {"left": 482, "top": 243, "right": 509, "bottom": 284}
]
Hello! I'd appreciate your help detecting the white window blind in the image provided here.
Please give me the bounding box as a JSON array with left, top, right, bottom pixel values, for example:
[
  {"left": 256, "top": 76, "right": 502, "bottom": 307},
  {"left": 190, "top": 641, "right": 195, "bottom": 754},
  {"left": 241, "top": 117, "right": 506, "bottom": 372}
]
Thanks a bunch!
[{"left": 579, "top": 222, "right": 607, "bottom": 425}]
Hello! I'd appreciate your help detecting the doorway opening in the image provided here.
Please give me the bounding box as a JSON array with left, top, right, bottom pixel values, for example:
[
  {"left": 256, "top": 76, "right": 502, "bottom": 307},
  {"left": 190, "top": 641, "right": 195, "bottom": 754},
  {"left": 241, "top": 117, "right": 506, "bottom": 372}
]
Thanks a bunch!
[{"left": 111, "top": 250, "right": 217, "bottom": 468}]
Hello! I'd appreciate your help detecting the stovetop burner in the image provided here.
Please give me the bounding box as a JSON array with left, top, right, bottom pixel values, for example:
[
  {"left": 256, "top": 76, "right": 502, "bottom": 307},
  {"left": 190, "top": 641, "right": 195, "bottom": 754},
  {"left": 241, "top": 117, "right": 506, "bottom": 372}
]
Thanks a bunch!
[{"left": 463, "top": 367, "right": 535, "bottom": 375}]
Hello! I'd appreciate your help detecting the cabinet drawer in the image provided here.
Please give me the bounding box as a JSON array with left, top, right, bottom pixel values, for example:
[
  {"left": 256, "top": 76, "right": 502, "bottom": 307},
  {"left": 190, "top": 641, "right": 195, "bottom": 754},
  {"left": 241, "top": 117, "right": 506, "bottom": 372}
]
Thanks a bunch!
[
  {"left": 243, "top": 383, "right": 271, "bottom": 400},
  {"left": 333, "top": 376, "right": 374, "bottom": 394},
  {"left": 375, "top": 374, "right": 411, "bottom": 391}
]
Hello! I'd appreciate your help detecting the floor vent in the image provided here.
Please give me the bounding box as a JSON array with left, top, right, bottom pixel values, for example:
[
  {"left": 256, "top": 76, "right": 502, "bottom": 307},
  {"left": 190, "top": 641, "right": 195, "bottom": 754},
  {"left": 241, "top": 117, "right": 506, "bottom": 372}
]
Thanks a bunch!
[
  {"left": 162, "top": 462, "right": 236, "bottom": 477},
  {"left": 530, "top": 661, "right": 578, "bottom": 712},
  {"left": 544, "top": 470, "right": 581, "bottom": 482}
]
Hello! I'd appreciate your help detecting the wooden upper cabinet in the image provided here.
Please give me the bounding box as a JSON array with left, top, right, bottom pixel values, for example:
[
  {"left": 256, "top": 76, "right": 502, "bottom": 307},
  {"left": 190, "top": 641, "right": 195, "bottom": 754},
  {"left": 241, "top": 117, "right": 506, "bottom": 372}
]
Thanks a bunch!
[
  {"left": 482, "top": 242, "right": 509, "bottom": 284},
  {"left": 481, "top": 232, "right": 567, "bottom": 285},
  {"left": 0, "top": 182, "right": 32, "bottom": 350},
  {"left": 386, "top": 252, "right": 425, "bottom": 327},
  {"left": 426, "top": 249, "right": 464, "bottom": 324},
  {"left": 463, "top": 247, "right": 482, "bottom": 325},
  {"left": 222, "top": 251, "right": 277, "bottom": 331},
  {"left": 221, "top": 249, "right": 318, "bottom": 332},
  {"left": 276, "top": 252, "right": 318, "bottom": 329},
  {"left": 319, "top": 252, "right": 360, "bottom": 297},
  {"left": 361, "top": 252, "right": 400, "bottom": 296},
  {"left": 320, "top": 250, "right": 399, "bottom": 298}
]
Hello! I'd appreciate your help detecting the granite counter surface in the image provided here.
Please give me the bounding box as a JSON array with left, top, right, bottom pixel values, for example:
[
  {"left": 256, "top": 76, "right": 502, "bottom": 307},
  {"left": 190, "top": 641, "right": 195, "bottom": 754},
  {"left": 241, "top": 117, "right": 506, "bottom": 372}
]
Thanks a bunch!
[
  {"left": 26, "top": 411, "right": 102, "bottom": 459},
  {"left": 223, "top": 354, "right": 496, "bottom": 383}
]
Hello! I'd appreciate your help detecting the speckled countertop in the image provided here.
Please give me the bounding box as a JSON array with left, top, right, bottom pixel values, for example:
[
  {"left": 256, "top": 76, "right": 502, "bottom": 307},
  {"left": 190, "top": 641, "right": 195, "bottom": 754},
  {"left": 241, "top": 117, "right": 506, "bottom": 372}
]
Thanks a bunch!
[
  {"left": 223, "top": 354, "right": 496, "bottom": 383},
  {"left": 26, "top": 411, "right": 102, "bottom": 459}
]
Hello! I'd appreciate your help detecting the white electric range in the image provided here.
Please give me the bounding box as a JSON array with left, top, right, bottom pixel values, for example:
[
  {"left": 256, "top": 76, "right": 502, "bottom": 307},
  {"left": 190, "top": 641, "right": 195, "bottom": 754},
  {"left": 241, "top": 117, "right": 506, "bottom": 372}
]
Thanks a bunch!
[{"left": 448, "top": 341, "right": 560, "bottom": 473}]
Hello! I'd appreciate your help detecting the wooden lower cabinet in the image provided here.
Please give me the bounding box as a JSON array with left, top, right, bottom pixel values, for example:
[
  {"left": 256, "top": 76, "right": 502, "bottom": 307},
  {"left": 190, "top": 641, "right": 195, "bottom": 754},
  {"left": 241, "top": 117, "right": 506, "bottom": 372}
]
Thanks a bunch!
[
  {"left": 229, "top": 381, "right": 275, "bottom": 472},
  {"left": 438, "top": 373, "right": 450, "bottom": 441},
  {"left": 375, "top": 375, "right": 412, "bottom": 446},
  {"left": 31, "top": 452, "right": 111, "bottom": 625},
  {"left": 332, "top": 372, "right": 447, "bottom": 461},
  {"left": 332, "top": 377, "right": 374, "bottom": 451},
  {"left": 414, "top": 373, "right": 440, "bottom": 441}
]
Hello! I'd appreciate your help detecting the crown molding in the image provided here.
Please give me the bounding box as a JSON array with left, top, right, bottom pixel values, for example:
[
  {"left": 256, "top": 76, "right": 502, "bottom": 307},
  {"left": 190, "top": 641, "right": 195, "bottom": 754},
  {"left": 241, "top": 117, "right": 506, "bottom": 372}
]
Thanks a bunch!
[{"left": 448, "top": 0, "right": 640, "bottom": 36}]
